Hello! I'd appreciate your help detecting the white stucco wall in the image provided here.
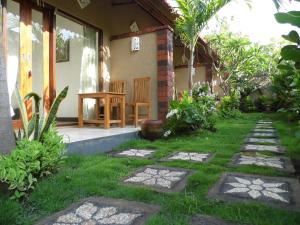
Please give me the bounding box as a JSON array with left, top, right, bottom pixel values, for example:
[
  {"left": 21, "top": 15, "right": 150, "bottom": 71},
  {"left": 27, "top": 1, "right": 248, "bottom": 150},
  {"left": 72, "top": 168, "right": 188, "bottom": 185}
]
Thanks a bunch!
[{"left": 110, "top": 33, "right": 158, "bottom": 119}]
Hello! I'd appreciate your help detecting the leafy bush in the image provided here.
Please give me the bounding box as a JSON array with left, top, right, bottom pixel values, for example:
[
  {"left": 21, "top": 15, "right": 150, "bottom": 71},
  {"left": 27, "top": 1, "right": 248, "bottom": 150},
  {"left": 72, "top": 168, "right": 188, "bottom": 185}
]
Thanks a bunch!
[
  {"left": 0, "top": 129, "right": 65, "bottom": 199},
  {"left": 240, "top": 96, "right": 256, "bottom": 112},
  {"left": 218, "top": 91, "right": 241, "bottom": 118},
  {"left": 164, "top": 83, "right": 217, "bottom": 137},
  {"left": 254, "top": 95, "right": 277, "bottom": 112}
]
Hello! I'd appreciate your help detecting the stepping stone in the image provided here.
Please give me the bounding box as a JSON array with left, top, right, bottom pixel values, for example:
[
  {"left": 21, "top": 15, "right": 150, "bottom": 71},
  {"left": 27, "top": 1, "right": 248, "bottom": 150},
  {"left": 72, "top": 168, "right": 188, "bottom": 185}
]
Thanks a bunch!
[
  {"left": 230, "top": 154, "right": 295, "bottom": 173},
  {"left": 36, "top": 197, "right": 160, "bottom": 225},
  {"left": 207, "top": 172, "right": 300, "bottom": 211},
  {"left": 161, "top": 152, "right": 213, "bottom": 163},
  {"left": 255, "top": 125, "right": 274, "bottom": 129},
  {"left": 253, "top": 128, "right": 276, "bottom": 133},
  {"left": 241, "top": 144, "right": 285, "bottom": 154},
  {"left": 250, "top": 132, "right": 277, "bottom": 138},
  {"left": 245, "top": 137, "right": 279, "bottom": 145},
  {"left": 257, "top": 121, "right": 273, "bottom": 125},
  {"left": 123, "top": 165, "right": 194, "bottom": 193},
  {"left": 191, "top": 214, "right": 243, "bottom": 225},
  {"left": 111, "top": 149, "right": 155, "bottom": 158}
]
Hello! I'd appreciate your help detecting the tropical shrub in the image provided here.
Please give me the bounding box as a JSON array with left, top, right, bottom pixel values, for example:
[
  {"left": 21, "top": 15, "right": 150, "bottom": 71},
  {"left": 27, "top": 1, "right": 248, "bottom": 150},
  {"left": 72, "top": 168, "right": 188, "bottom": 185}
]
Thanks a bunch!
[
  {"left": 240, "top": 96, "right": 256, "bottom": 112},
  {"left": 164, "top": 83, "right": 216, "bottom": 137},
  {"left": 0, "top": 128, "right": 65, "bottom": 199},
  {"left": 15, "top": 86, "right": 69, "bottom": 142},
  {"left": 218, "top": 91, "right": 241, "bottom": 118}
]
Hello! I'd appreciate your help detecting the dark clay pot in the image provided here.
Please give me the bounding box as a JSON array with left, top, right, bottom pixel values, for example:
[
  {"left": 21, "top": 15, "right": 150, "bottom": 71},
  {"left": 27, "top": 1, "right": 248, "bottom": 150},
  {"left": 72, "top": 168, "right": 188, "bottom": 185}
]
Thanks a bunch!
[
  {"left": 0, "top": 182, "right": 10, "bottom": 196},
  {"left": 141, "top": 120, "right": 163, "bottom": 141}
]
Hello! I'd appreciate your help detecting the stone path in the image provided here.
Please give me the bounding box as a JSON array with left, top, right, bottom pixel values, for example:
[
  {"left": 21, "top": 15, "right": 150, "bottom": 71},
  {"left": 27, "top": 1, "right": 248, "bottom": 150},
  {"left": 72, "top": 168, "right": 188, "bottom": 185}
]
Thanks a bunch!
[
  {"left": 161, "top": 152, "right": 213, "bottom": 163},
  {"left": 207, "top": 173, "right": 300, "bottom": 211},
  {"left": 241, "top": 144, "right": 285, "bottom": 154},
  {"left": 123, "top": 165, "right": 194, "bottom": 193},
  {"left": 245, "top": 137, "right": 278, "bottom": 145},
  {"left": 40, "top": 119, "right": 299, "bottom": 225},
  {"left": 209, "top": 120, "right": 299, "bottom": 212},
  {"left": 111, "top": 149, "right": 155, "bottom": 158},
  {"left": 36, "top": 197, "right": 160, "bottom": 225},
  {"left": 230, "top": 153, "right": 295, "bottom": 173}
]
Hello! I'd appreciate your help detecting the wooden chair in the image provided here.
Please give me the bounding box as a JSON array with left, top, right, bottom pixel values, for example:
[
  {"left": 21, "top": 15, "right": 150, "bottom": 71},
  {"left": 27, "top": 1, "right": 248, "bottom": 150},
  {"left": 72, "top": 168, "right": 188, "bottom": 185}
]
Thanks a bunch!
[
  {"left": 127, "top": 77, "right": 151, "bottom": 127},
  {"left": 109, "top": 80, "right": 125, "bottom": 119},
  {"left": 98, "top": 80, "right": 125, "bottom": 121}
]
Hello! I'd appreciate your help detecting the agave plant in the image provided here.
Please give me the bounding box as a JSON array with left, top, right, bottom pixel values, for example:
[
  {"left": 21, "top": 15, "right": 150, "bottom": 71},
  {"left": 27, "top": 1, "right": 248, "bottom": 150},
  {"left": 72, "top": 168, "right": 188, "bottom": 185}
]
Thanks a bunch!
[{"left": 15, "top": 86, "right": 69, "bottom": 142}]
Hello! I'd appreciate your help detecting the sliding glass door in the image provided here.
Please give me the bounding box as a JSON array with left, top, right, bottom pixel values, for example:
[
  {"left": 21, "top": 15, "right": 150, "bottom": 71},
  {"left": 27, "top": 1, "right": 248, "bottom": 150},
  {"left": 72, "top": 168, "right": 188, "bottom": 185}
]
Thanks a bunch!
[{"left": 56, "top": 14, "right": 99, "bottom": 120}]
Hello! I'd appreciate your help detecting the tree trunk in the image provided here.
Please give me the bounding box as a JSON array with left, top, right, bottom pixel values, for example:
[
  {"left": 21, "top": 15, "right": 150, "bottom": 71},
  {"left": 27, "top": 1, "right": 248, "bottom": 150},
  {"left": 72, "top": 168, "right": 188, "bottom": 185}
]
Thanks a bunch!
[
  {"left": 0, "top": 37, "right": 16, "bottom": 154},
  {"left": 188, "top": 47, "right": 195, "bottom": 96}
]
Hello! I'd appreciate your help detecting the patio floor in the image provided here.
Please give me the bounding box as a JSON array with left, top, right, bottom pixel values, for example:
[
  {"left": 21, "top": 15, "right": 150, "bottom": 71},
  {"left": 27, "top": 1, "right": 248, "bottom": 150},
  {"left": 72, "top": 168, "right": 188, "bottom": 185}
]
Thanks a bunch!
[{"left": 57, "top": 126, "right": 140, "bottom": 154}]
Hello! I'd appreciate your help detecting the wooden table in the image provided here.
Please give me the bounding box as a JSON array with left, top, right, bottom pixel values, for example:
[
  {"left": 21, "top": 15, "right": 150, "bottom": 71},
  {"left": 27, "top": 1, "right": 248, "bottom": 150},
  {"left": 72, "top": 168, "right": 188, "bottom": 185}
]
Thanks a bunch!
[{"left": 78, "top": 92, "right": 126, "bottom": 129}]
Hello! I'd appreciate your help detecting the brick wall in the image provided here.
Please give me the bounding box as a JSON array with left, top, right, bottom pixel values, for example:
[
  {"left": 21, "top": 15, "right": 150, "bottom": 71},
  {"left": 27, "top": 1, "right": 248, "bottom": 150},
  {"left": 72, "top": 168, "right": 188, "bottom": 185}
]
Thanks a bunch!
[{"left": 156, "top": 26, "right": 174, "bottom": 121}]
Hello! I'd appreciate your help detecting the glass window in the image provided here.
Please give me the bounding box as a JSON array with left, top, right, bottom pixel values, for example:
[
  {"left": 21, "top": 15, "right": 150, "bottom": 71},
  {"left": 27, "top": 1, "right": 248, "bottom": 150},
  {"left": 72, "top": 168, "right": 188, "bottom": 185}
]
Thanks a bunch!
[{"left": 7, "top": 0, "right": 20, "bottom": 119}]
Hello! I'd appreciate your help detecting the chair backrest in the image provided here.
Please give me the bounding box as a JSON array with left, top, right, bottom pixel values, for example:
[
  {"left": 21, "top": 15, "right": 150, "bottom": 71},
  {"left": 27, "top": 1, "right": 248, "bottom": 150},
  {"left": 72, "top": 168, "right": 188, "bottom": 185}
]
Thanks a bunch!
[
  {"left": 109, "top": 80, "right": 125, "bottom": 103},
  {"left": 133, "top": 77, "right": 151, "bottom": 103}
]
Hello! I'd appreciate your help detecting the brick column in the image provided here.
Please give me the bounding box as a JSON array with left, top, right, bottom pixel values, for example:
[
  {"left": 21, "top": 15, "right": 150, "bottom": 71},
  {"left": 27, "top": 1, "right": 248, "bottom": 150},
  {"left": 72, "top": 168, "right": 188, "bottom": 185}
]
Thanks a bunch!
[
  {"left": 205, "top": 64, "right": 213, "bottom": 84},
  {"left": 157, "top": 26, "right": 174, "bottom": 121}
]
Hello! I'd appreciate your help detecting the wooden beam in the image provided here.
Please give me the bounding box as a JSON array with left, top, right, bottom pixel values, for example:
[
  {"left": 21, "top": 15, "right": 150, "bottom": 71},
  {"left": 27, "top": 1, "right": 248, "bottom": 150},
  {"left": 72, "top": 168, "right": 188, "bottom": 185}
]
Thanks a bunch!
[
  {"left": 112, "top": 0, "right": 135, "bottom": 6},
  {"left": 134, "top": 0, "right": 173, "bottom": 26},
  {"left": 20, "top": 0, "right": 33, "bottom": 118},
  {"left": 49, "top": 9, "right": 56, "bottom": 105},
  {"left": 43, "top": 9, "right": 50, "bottom": 112}
]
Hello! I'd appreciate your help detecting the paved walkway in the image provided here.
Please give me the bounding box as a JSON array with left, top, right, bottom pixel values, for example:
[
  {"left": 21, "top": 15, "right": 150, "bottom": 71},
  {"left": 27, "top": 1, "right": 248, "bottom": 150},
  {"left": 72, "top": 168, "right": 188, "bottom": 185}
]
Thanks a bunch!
[{"left": 37, "top": 120, "right": 299, "bottom": 225}]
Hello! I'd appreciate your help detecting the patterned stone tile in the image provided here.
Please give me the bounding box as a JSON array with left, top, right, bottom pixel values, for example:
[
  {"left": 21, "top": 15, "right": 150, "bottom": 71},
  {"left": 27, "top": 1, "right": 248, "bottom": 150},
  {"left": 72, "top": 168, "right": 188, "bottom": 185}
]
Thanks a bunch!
[
  {"left": 123, "top": 165, "right": 194, "bottom": 192},
  {"left": 241, "top": 144, "right": 285, "bottom": 154},
  {"left": 255, "top": 125, "right": 274, "bottom": 129},
  {"left": 253, "top": 128, "right": 276, "bottom": 133},
  {"left": 36, "top": 197, "right": 160, "bottom": 225},
  {"left": 230, "top": 154, "right": 295, "bottom": 173},
  {"left": 257, "top": 121, "right": 273, "bottom": 125},
  {"left": 245, "top": 137, "right": 279, "bottom": 145},
  {"left": 111, "top": 149, "right": 155, "bottom": 158},
  {"left": 251, "top": 132, "right": 277, "bottom": 138},
  {"left": 162, "top": 152, "right": 213, "bottom": 163},
  {"left": 207, "top": 173, "right": 300, "bottom": 211},
  {"left": 191, "top": 215, "right": 243, "bottom": 225}
]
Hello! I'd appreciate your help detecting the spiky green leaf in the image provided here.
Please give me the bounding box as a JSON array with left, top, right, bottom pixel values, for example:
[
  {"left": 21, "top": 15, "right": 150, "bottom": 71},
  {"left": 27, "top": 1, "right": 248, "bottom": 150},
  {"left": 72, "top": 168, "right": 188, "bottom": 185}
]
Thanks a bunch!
[
  {"left": 39, "top": 86, "right": 69, "bottom": 140},
  {"left": 15, "top": 88, "right": 29, "bottom": 139}
]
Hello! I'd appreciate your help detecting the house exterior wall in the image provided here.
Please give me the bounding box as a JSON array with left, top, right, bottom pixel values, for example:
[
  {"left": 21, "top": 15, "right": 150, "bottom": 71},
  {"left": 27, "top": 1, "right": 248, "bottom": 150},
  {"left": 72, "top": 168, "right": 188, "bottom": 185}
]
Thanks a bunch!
[
  {"left": 174, "top": 66, "right": 206, "bottom": 93},
  {"left": 44, "top": 0, "right": 161, "bottom": 92},
  {"left": 110, "top": 33, "right": 158, "bottom": 119}
]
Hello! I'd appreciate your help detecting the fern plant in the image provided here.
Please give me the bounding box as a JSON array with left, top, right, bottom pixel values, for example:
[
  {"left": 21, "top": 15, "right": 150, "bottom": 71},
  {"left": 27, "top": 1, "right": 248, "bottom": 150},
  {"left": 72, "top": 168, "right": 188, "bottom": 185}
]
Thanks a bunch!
[{"left": 15, "top": 86, "right": 69, "bottom": 141}]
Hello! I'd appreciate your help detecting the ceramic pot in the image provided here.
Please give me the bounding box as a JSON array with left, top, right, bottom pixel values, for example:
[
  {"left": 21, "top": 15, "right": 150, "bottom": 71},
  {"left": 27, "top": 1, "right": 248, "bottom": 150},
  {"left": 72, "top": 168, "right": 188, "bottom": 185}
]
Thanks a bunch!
[{"left": 141, "top": 120, "right": 163, "bottom": 141}]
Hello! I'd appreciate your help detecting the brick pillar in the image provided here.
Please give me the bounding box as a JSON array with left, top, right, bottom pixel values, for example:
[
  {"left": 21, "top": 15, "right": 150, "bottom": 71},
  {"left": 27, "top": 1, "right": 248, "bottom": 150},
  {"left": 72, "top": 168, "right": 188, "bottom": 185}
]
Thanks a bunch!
[
  {"left": 157, "top": 26, "right": 174, "bottom": 121},
  {"left": 205, "top": 64, "right": 213, "bottom": 83}
]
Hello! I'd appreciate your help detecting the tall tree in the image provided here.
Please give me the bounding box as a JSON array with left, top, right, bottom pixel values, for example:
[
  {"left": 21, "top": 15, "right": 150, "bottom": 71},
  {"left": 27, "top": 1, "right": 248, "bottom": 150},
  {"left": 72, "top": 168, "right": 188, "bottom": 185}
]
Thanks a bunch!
[
  {"left": 0, "top": 3, "right": 16, "bottom": 154},
  {"left": 175, "top": 0, "right": 232, "bottom": 95},
  {"left": 206, "top": 26, "right": 279, "bottom": 96}
]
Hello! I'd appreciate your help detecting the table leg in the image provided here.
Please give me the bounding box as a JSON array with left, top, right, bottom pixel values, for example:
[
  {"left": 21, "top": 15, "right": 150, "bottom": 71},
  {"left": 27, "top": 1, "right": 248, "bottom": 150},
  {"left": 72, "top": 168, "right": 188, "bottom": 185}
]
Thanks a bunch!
[
  {"left": 120, "top": 96, "right": 126, "bottom": 128},
  {"left": 78, "top": 96, "right": 83, "bottom": 127},
  {"left": 95, "top": 98, "right": 100, "bottom": 127},
  {"left": 104, "top": 95, "right": 110, "bottom": 129}
]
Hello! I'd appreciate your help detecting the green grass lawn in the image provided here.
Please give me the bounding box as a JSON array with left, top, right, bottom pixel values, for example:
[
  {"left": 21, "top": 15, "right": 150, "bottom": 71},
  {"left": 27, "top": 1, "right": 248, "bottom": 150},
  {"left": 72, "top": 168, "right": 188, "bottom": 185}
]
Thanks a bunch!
[{"left": 1, "top": 113, "right": 300, "bottom": 225}]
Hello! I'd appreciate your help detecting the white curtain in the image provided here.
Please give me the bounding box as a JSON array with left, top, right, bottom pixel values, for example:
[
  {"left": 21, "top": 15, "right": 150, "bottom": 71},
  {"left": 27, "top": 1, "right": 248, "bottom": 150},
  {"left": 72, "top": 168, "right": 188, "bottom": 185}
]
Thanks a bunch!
[
  {"left": 7, "top": 56, "right": 18, "bottom": 117},
  {"left": 79, "top": 26, "right": 98, "bottom": 119}
]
